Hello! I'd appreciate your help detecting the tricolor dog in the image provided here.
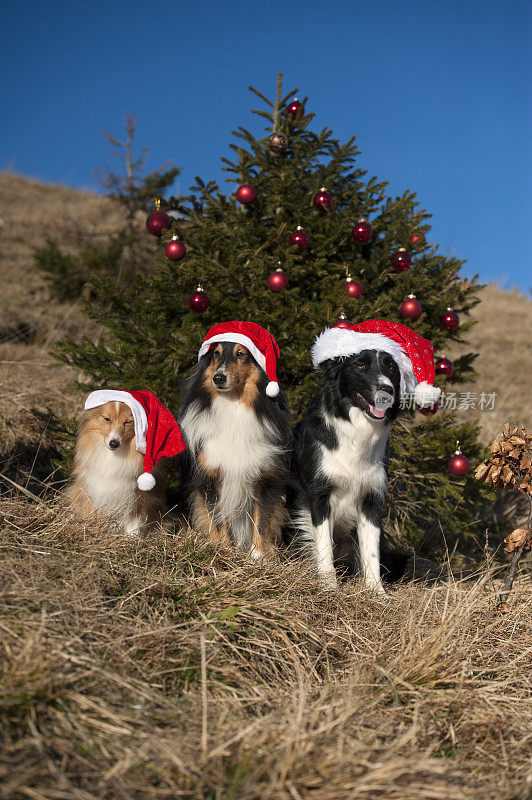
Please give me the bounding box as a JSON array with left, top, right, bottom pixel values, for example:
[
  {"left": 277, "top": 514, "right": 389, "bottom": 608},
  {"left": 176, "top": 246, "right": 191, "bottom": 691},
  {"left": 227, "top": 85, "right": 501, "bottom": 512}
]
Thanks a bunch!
[
  {"left": 179, "top": 321, "right": 291, "bottom": 557},
  {"left": 286, "top": 320, "right": 440, "bottom": 592}
]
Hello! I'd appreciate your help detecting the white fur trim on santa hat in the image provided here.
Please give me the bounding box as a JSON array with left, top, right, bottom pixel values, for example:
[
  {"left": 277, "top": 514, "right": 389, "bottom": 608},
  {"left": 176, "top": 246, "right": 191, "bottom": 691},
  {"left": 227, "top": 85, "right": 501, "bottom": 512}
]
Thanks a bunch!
[
  {"left": 265, "top": 381, "right": 279, "bottom": 397},
  {"left": 414, "top": 381, "right": 441, "bottom": 407},
  {"left": 137, "top": 472, "right": 156, "bottom": 491},
  {"left": 84, "top": 390, "right": 148, "bottom": 454},
  {"left": 311, "top": 327, "right": 418, "bottom": 399},
  {"left": 198, "top": 332, "right": 267, "bottom": 374}
]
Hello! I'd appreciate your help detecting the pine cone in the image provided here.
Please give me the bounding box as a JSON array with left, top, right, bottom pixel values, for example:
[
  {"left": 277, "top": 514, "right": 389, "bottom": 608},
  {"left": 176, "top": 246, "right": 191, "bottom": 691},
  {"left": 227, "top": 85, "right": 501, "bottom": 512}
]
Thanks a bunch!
[
  {"left": 474, "top": 462, "right": 489, "bottom": 480},
  {"left": 475, "top": 423, "right": 532, "bottom": 493},
  {"left": 503, "top": 528, "right": 532, "bottom": 553}
]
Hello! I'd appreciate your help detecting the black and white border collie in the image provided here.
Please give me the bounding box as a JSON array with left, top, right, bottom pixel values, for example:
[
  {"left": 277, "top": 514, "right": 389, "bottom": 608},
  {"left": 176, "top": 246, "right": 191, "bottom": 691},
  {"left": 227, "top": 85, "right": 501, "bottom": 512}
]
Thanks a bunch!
[
  {"left": 179, "top": 339, "right": 291, "bottom": 557},
  {"left": 286, "top": 324, "right": 438, "bottom": 593}
]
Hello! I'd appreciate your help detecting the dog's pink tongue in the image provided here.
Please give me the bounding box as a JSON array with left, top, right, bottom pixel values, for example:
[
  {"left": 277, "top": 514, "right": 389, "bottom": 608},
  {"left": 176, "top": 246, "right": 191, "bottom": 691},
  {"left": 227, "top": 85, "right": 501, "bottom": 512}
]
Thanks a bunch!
[{"left": 369, "top": 405, "right": 386, "bottom": 419}]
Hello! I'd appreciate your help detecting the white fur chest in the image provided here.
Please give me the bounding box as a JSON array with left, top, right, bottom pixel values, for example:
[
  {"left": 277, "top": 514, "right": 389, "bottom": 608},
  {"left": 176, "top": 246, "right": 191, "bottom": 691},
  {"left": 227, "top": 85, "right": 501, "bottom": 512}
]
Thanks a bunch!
[
  {"left": 181, "top": 397, "right": 282, "bottom": 538},
  {"left": 181, "top": 397, "right": 280, "bottom": 482},
  {"left": 80, "top": 447, "right": 139, "bottom": 516},
  {"left": 321, "top": 408, "right": 388, "bottom": 531}
]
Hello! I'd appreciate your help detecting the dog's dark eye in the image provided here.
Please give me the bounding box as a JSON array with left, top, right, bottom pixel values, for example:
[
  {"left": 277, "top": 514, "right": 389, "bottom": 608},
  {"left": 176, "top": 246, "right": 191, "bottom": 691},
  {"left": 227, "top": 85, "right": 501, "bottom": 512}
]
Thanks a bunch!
[
  {"left": 236, "top": 351, "right": 246, "bottom": 359},
  {"left": 356, "top": 363, "right": 367, "bottom": 369},
  {"left": 124, "top": 420, "right": 132, "bottom": 425},
  {"left": 102, "top": 416, "right": 111, "bottom": 422}
]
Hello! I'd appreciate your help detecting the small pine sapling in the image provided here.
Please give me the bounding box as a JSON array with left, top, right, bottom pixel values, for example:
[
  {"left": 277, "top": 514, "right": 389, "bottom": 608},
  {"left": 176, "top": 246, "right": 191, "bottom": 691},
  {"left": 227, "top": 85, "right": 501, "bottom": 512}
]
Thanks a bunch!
[
  {"left": 97, "top": 113, "right": 180, "bottom": 232},
  {"left": 35, "top": 114, "right": 180, "bottom": 299},
  {"left": 475, "top": 423, "right": 532, "bottom": 610}
]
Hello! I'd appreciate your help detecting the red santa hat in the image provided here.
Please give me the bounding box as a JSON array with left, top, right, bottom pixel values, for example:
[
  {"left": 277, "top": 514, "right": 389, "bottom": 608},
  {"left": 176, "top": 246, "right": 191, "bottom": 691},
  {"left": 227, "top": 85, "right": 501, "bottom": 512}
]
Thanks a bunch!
[
  {"left": 197, "top": 321, "right": 281, "bottom": 397},
  {"left": 84, "top": 389, "right": 186, "bottom": 490},
  {"left": 311, "top": 320, "right": 441, "bottom": 407}
]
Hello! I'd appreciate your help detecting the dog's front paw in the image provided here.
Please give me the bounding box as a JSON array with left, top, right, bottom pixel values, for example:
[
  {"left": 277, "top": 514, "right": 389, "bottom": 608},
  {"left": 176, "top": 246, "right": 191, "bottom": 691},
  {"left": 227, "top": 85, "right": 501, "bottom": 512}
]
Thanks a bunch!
[
  {"left": 320, "top": 570, "right": 339, "bottom": 592},
  {"left": 365, "top": 580, "right": 387, "bottom": 596},
  {"left": 125, "top": 518, "right": 143, "bottom": 539}
]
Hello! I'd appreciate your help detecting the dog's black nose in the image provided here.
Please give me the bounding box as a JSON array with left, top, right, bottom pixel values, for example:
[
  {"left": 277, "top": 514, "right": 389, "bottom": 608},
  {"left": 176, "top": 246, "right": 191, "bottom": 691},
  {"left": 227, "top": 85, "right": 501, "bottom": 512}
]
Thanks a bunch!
[
  {"left": 213, "top": 372, "right": 227, "bottom": 387},
  {"left": 108, "top": 439, "right": 120, "bottom": 449},
  {"left": 374, "top": 385, "right": 394, "bottom": 411}
]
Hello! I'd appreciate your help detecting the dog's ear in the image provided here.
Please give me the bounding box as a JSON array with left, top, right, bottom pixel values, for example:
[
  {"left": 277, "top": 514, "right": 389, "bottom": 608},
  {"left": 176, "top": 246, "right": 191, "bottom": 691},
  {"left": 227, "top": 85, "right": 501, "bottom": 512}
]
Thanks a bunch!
[
  {"left": 317, "top": 357, "right": 343, "bottom": 382},
  {"left": 178, "top": 357, "right": 209, "bottom": 413},
  {"left": 77, "top": 393, "right": 93, "bottom": 422}
]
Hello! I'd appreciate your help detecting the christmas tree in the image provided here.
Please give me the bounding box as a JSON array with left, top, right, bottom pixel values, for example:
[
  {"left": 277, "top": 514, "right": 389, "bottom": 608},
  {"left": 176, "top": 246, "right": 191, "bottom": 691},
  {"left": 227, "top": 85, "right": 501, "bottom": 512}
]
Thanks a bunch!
[{"left": 58, "top": 73, "right": 487, "bottom": 555}]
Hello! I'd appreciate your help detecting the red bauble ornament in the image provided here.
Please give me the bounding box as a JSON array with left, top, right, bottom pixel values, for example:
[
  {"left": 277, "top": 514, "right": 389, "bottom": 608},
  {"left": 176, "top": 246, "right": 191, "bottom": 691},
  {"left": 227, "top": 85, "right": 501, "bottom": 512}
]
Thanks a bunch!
[
  {"left": 268, "top": 131, "right": 288, "bottom": 153},
  {"left": 344, "top": 276, "right": 363, "bottom": 299},
  {"left": 418, "top": 403, "right": 439, "bottom": 415},
  {"left": 435, "top": 357, "right": 454, "bottom": 377},
  {"left": 390, "top": 248, "right": 411, "bottom": 271},
  {"left": 289, "top": 226, "right": 309, "bottom": 251},
  {"left": 236, "top": 183, "right": 256, "bottom": 205},
  {"left": 285, "top": 97, "right": 304, "bottom": 117},
  {"left": 352, "top": 219, "right": 373, "bottom": 243},
  {"left": 400, "top": 294, "right": 422, "bottom": 320},
  {"left": 146, "top": 209, "right": 171, "bottom": 237},
  {"left": 334, "top": 313, "right": 351, "bottom": 328},
  {"left": 313, "top": 187, "right": 333, "bottom": 211},
  {"left": 188, "top": 285, "right": 209, "bottom": 313},
  {"left": 448, "top": 447, "right": 470, "bottom": 476},
  {"left": 165, "top": 236, "right": 186, "bottom": 262},
  {"left": 440, "top": 307, "right": 460, "bottom": 332},
  {"left": 267, "top": 267, "right": 289, "bottom": 292}
]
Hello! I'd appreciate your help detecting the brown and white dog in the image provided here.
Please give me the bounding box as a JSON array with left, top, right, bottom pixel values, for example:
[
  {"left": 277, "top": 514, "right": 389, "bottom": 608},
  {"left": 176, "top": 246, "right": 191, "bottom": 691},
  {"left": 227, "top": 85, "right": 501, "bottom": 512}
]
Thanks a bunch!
[
  {"left": 67, "top": 390, "right": 186, "bottom": 536},
  {"left": 67, "top": 399, "right": 166, "bottom": 536},
  {"left": 179, "top": 322, "right": 291, "bottom": 557}
]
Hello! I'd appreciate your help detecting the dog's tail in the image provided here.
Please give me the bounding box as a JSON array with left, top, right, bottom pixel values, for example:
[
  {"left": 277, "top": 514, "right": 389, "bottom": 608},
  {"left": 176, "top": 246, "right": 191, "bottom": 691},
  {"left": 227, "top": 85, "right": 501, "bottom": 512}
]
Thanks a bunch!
[
  {"left": 380, "top": 549, "right": 448, "bottom": 585},
  {"left": 282, "top": 506, "right": 317, "bottom": 558}
]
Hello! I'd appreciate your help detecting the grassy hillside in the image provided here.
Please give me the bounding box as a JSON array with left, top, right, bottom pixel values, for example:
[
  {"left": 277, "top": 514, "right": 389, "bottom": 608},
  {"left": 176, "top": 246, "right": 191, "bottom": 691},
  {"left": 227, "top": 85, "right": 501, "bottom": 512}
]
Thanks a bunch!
[
  {"left": 1, "top": 172, "right": 531, "bottom": 799},
  {"left": 450, "top": 284, "right": 532, "bottom": 439},
  {"left": 0, "top": 173, "right": 121, "bottom": 486},
  {"left": 1, "top": 498, "right": 531, "bottom": 799}
]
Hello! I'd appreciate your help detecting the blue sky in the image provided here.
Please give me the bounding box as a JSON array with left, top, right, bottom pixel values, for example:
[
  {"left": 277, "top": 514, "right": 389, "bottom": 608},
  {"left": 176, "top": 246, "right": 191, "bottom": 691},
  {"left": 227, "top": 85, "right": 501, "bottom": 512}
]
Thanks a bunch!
[{"left": 2, "top": 0, "right": 530, "bottom": 291}]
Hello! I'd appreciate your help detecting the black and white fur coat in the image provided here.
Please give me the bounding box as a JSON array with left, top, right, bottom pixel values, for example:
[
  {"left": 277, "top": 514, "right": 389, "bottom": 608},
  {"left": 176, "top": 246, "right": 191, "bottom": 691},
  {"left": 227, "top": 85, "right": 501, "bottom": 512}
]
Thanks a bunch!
[{"left": 286, "top": 347, "right": 402, "bottom": 592}]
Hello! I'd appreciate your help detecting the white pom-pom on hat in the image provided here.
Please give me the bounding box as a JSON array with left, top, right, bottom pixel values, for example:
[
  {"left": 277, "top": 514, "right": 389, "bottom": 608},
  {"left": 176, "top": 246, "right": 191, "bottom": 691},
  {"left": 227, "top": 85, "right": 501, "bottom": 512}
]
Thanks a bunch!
[
  {"left": 414, "top": 381, "right": 441, "bottom": 408},
  {"left": 137, "top": 472, "right": 156, "bottom": 491},
  {"left": 266, "top": 381, "right": 279, "bottom": 397}
]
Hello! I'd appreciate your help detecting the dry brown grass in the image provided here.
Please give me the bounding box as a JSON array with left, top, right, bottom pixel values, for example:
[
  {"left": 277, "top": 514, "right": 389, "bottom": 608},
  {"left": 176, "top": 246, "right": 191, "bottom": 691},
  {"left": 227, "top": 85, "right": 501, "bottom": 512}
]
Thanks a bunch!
[
  {"left": 0, "top": 172, "right": 123, "bottom": 340},
  {"left": 0, "top": 173, "right": 122, "bottom": 487},
  {"left": 0, "top": 495, "right": 531, "bottom": 799},
  {"left": 451, "top": 284, "right": 532, "bottom": 439}
]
